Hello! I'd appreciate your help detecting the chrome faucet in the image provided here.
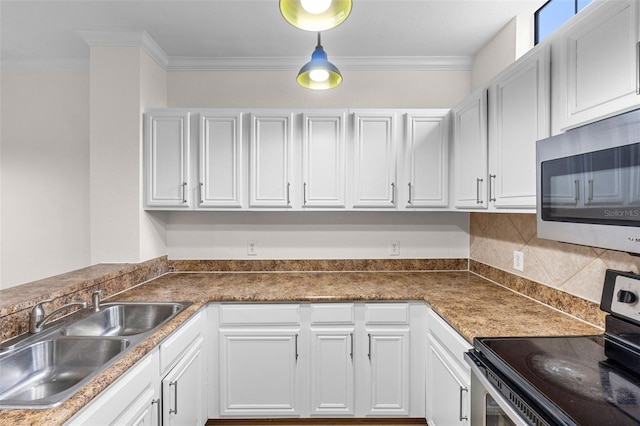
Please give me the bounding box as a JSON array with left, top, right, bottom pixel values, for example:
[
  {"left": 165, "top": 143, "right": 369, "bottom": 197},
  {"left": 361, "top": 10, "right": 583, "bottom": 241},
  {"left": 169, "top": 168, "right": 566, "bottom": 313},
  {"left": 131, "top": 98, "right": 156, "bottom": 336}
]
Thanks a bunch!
[
  {"left": 92, "top": 290, "right": 103, "bottom": 312},
  {"left": 29, "top": 299, "right": 88, "bottom": 334}
]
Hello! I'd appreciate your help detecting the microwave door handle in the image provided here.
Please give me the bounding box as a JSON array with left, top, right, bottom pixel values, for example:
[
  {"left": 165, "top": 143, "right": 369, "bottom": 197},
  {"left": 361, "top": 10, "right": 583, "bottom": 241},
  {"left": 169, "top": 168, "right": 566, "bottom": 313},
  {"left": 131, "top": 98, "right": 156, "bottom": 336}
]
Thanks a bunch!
[
  {"left": 636, "top": 41, "right": 640, "bottom": 95},
  {"left": 574, "top": 179, "right": 580, "bottom": 203},
  {"left": 588, "top": 179, "right": 594, "bottom": 202}
]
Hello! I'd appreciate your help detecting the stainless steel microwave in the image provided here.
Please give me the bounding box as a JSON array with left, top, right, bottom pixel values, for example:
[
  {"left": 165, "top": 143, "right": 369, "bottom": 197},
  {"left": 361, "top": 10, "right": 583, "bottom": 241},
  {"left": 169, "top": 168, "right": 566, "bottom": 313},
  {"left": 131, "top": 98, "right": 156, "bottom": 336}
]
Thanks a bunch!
[{"left": 536, "top": 109, "right": 640, "bottom": 254}]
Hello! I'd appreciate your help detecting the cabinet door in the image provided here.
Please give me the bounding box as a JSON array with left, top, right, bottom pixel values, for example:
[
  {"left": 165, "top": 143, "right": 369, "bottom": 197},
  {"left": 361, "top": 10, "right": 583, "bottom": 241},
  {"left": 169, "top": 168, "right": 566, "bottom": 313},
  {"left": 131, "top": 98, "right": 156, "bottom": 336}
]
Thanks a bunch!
[
  {"left": 426, "top": 335, "right": 469, "bottom": 426},
  {"left": 219, "top": 329, "right": 301, "bottom": 417},
  {"left": 403, "top": 111, "right": 450, "bottom": 208},
  {"left": 199, "top": 112, "right": 244, "bottom": 208},
  {"left": 162, "top": 336, "right": 206, "bottom": 426},
  {"left": 488, "top": 46, "right": 550, "bottom": 209},
  {"left": 363, "top": 329, "right": 410, "bottom": 416},
  {"left": 115, "top": 387, "right": 159, "bottom": 426},
  {"left": 65, "top": 351, "right": 160, "bottom": 426},
  {"left": 144, "top": 111, "right": 191, "bottom": 209},
  {"left": 249, "top": 113, "right": 293, "bottom": 208},
  {"left": 310, "top": 328, "right": 355, "bottom": 416},
  {"left": 453, "top": 90, "right": 488, "bottom": 209},
  {"left": 555, "top": 0, "right": 640, "bottom": 132},
  {"left": 302, "top": 111, "right": 347, "bottom": 208},
  {"left": 351, "top": 111, "right": 397, "bottom": 208}
]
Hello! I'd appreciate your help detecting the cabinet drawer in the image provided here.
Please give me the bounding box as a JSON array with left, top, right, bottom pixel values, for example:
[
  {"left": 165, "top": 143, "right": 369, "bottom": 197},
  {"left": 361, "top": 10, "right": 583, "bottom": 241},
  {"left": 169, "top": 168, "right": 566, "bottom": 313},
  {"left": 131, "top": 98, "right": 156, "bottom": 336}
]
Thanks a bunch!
[
  {"left": 160, "top": 310, "right": 204, "bottom": 374},
  {"left": 310, "top": 303, "right": 354, "bottom": 324},
  {"left": 428, "top": 309, "right": 472, "bottom": 367},
  {"left": 220, "top": 304, "right": 300, "bottom": 325},
  {"left": 364, "top": 303, "right": 409, "bottom": 325}
]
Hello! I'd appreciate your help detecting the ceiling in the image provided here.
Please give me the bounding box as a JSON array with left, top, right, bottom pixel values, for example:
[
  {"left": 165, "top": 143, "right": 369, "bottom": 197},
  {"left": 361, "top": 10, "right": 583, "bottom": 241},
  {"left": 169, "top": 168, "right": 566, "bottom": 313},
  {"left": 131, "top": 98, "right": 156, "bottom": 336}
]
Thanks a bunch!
[{"left": 0, "top": 0, "right": 547, "bottom": 71}]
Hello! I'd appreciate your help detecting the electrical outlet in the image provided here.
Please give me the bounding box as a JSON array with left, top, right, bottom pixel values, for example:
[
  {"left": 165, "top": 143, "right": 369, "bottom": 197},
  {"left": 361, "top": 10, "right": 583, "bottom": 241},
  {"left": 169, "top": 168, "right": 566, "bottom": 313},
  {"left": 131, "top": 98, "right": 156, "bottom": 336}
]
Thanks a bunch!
[
  {"left": 247, "top": 240, "right": 257, "bottom": 256},
  {"left": 390, "top": 240, "right": 400, "bottom": 256},
  {"left": 513, "top": 250, "right": 524, "bottom": 271}
]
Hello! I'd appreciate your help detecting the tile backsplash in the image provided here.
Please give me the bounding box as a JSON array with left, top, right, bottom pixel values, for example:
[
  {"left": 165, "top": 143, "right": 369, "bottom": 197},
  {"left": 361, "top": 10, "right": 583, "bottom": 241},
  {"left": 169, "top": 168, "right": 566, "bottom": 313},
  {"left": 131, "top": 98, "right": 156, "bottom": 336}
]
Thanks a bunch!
[{"left": 470, "top": 213, "right": 640, "bottom": 303}]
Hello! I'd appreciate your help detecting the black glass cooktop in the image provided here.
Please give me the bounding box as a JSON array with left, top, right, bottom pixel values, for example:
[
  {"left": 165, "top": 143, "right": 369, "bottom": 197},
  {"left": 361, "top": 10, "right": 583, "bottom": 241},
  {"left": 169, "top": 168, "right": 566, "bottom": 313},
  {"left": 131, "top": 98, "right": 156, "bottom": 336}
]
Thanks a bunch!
[{"left": 475, "top": 334, "right": 640, "bottom": 425}]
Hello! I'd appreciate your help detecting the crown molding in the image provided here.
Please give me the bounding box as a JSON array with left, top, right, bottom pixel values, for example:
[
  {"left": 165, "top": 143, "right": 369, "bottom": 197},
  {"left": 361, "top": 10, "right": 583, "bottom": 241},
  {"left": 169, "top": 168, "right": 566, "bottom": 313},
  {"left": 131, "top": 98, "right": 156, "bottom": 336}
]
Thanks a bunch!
[
  {"left": 76, "top": 29, "right": 169, "bottom": 69},
  {"left": 3, "top": 30, "right": 472, "bottom": 72},
  {"left": 167, "top": 55, "right": 473, "bottom": 71}
]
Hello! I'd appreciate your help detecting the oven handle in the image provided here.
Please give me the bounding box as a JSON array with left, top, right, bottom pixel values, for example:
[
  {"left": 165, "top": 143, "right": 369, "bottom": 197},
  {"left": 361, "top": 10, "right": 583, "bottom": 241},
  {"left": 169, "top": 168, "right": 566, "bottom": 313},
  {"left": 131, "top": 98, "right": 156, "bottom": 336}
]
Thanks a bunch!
[{"left": 465, "top": 352, "right": 530, "bottom": 426}]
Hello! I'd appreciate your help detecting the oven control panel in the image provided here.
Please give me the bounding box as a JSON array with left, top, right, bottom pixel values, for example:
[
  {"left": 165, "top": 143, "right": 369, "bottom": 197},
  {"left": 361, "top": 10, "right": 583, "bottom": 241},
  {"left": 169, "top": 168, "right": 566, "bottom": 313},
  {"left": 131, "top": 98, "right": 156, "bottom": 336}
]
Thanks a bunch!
[{"left": 601, "top": 269, "right": 640, "bottom": 323}]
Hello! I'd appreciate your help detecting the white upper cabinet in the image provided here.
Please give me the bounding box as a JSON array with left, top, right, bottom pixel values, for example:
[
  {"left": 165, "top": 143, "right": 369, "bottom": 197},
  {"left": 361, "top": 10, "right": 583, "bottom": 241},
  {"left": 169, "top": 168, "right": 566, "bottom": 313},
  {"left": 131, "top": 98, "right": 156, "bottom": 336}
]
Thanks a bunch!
[
  {"left": 302, "top": 111, "right": 347, "bottom": 209},
  {"left": 452, "top": 90, "right": 489, "bottom": 209},
  {"left": 553, "top": 0, "right": 640, "bottom": 132},
  {"left": 199, "top": 112, "right": 244, "bottom": 209},
  {"left": 400, "top": 110, "right": 450, "bottom": 209},
  {"left": 351, "top": 111, "right": 398, "bottom": 208},
  {"left": 249, "top": 112, "right": 293, "bottom": 208},
  {"left": 488, "top": 45, "right": 550, "bottom": 210},
  {"left": 144, "top": 111, "right": 191, "bottom": 209}
]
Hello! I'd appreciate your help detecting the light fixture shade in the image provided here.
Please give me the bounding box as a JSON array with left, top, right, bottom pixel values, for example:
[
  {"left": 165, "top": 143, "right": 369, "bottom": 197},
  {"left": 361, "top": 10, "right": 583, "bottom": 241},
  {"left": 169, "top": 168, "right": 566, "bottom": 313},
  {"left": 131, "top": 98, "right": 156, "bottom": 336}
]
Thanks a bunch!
[
  {"left": 297, "top": 42, "right": 342, "bottom": 90},
  {"left": 280, "top": 0, "right": 352, "bottom": 32}
]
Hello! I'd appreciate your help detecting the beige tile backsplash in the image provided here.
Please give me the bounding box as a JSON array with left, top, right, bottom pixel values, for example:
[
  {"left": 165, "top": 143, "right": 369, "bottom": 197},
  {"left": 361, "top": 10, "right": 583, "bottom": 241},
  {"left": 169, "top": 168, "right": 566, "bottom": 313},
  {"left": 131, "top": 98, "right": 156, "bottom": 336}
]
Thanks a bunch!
[{"left": 470, "top": 213, "right": 640, "bottom": 303}]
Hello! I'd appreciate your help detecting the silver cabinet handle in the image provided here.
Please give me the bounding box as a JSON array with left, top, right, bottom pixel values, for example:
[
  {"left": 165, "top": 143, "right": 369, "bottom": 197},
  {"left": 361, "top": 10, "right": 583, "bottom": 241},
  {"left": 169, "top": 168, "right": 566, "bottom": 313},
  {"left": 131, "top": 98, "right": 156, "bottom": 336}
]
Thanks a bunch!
[
  {"left": 636, "top": 41, "right": 640, "bottom": 95},
  {"left": 574, "top": 179, "right": 580, "bottom": 202},
  {"left": 588, "top": 179, "right": 594, "bottom": 202},
  {"left": 295, "top": 333, "right": 299, "bottom": 361},
  {"left": 489, "top": 174, "right": 496, "bottom": 202},
  {"left": 391, "top": 183, "right": 395, "bottom": 205},
  {"left": 199, "top": 182, "right": 203, "bottom": 204},
  {"left": 367, "top": 333, "right": 372, "bottom": 360},
  {"left": 286, "top": 182, "right": 291, "bottom": 206},
  {"left": 476, "top": 178, "right": 484, "bottom": 204},
  {"left": 151, "top": 398, "right": 161, "bottom": 424},
  {"left": 169, "top": 380, "right": 178, "bottom": 414},
  {"left": 408, "top": 183, "right": 412, "bottom": 204},
  {"left": 350, "top": 332, "right": 354, "bottom": 360},
  {"left": 303, "top": 182, "right": 307, "bottom": 206},
  {"left": 459, "top": 386, "right": 468, "bottom": 421},
  {"left": 181, "top": 182, "right": 187, "bottom": 204}
]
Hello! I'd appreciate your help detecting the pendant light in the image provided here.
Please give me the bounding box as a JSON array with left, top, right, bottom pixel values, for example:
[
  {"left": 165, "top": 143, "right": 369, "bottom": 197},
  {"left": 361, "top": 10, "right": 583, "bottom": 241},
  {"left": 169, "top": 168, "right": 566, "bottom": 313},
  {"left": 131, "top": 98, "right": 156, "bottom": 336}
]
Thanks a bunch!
[
  {"left": 297, "top": 33, "right": 342, "bottom": 90},
  {"left": 280, "top": 0, "right": 352, "bottom": 32}
]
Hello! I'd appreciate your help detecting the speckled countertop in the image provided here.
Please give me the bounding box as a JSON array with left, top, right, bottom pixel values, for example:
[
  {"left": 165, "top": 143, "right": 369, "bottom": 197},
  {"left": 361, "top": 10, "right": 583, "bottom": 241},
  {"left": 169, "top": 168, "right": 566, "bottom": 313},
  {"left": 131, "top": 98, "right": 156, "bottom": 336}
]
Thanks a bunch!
[{"left": 0, "top": 270, "right": 601, "bottom": 425}]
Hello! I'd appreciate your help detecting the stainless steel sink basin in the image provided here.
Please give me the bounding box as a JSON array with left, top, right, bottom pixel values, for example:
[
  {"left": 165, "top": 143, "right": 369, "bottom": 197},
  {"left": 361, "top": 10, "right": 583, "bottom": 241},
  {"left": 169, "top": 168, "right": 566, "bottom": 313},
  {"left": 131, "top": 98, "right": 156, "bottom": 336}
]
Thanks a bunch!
[
  {"left": 0, "top": 300, "right": 190, "bottom": 409},
  {"left": 0, "top": 337, "right": 129, "bottom": 408},
  {"left": 63, "top": 302, "right": 186, "bottom": 337}
]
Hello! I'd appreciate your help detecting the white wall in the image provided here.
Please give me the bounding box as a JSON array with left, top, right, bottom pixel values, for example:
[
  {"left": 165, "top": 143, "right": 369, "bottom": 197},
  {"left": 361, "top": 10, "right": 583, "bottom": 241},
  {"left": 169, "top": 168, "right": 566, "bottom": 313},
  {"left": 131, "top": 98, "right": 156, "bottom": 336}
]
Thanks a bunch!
[
  {"left": 90, "top": 47, "right": 144, "bottom": 264},
  {"left": 168, "top": 70, "right": 471, "bottom": 109},
  {"left": 1, "top": 70, "right": 90, "bottom": 288},
  {"left": 471, "top": 16, "right": 534, "bottom": 91},
  {"left": 139, "top": 49, "right": 169, "bottom": 261},
  {"left": 167, "top": 211, "right": 469, "bottom": 260}
]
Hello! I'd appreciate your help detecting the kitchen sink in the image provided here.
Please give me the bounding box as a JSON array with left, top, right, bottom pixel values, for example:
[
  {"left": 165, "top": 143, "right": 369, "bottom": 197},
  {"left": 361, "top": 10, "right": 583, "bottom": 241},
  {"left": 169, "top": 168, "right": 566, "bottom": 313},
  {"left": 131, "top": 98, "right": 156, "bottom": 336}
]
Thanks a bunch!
[
  {"left": 63, "top": 302, "right": 186, "bottom": 337},
  {"left": 0, "top": 300, "right": 190, "bottom": 409},
  {"left": 0, "top": 337, "right": 129, "bottom": 408}
]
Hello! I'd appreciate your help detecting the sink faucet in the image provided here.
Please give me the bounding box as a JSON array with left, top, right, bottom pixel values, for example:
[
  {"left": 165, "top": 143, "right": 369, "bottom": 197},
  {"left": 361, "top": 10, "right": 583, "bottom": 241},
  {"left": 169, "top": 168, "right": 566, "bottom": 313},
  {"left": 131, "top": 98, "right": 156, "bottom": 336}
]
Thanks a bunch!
[
  {"left": 29, "top": 299, "right": 89, "bottom": 334},
  {"left": 92, "top": 290, "right": 103, "bottom": 312}
]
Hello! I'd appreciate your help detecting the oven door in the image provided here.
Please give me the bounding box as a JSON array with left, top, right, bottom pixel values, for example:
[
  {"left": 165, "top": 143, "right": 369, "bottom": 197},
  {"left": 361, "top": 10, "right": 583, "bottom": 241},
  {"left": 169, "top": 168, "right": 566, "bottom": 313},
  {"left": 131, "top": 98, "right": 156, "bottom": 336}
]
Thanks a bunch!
[{"left": 465, "top": 352, "right": 549, "bottom": 426}]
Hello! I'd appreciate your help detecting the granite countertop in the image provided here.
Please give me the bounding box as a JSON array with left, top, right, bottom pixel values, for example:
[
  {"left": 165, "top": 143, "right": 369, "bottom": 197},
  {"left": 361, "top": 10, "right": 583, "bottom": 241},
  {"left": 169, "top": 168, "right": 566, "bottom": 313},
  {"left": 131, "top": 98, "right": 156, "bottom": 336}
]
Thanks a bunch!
[{"left": 0, "top": 270, "right": 601, "bottom": 424}]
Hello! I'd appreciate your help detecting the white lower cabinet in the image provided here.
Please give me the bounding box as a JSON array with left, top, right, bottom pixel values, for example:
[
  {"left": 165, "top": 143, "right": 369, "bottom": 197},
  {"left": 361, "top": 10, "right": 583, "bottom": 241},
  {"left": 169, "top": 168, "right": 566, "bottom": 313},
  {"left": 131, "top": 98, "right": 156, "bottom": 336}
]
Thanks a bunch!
[
  {"left": 217, "top": 304, "right": 302, "bottom": 417},
  {"left": 219, "top": 330, "right": 301, "bottom": 416},
  {"left": 426, "top": 310, "right": 472, "bottom": 426},
  {"left": 162, "top": 335, "right": 206, "bottom": 425},
  {"left": 211, "top": 302, "right": 426, "bottom": 420},
  {"left": 309, "top": 303, "right": 355, "bottom": 416},
  {"left": 66, "top": 350, "right": 161, "bottom": 426}
]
